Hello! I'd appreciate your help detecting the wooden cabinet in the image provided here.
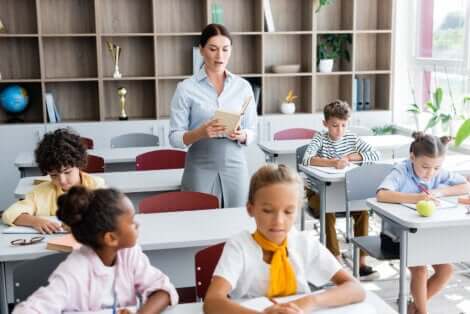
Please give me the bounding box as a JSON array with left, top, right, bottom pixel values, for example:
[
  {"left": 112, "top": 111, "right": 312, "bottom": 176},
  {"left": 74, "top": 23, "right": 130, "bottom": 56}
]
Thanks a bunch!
[{"left": 0, "top": 0, "right": 395, "bottom": 123}]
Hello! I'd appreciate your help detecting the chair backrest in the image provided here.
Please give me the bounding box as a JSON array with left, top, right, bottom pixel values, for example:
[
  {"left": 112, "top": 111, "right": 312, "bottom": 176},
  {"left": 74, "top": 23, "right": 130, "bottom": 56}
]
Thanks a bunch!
[
  {"left": 139, "top": 191, "right": 219, "bottom": 214},
  {"left": 136, "top": 149, "right": 186, "bottom": 171},
  {"left": 195, "top": 242, "right": 225, "bottom": 300},
  {"left": 345, "top": 163, "right": 394, "bottom": 206},
  {"left": 295, "top": 144, "right": 309, "bottom": 172},
  {"left": 273, "top": 128, "right": 316, "bottom": 141},
  {"left": 84, "top": 154, "right": 104, "bottom": 173},
  {"left": 110, "top": 133, "right": 159, "bottom": 148},
  {"left": 79, "top": 136, "right": 94, "bottom": 149}
]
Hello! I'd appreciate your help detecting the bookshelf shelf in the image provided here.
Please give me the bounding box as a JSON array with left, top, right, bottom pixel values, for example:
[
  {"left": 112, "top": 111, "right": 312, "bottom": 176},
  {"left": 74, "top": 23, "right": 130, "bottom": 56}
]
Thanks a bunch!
[{"left": 0, "top": 0, "right": 394, "bottom": 123}]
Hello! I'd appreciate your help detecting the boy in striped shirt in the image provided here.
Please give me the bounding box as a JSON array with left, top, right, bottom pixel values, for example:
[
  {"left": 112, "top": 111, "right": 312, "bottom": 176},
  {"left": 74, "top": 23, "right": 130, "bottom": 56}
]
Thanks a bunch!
[{"left": 302, "top": 100, "right": 380, "bottom": 280}]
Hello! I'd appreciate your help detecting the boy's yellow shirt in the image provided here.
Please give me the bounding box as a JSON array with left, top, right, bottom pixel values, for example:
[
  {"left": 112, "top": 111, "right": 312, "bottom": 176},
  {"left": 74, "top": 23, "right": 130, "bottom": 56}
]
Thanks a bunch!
[{"left": 2, "top": 172, "right": 105, "bottom": 226}]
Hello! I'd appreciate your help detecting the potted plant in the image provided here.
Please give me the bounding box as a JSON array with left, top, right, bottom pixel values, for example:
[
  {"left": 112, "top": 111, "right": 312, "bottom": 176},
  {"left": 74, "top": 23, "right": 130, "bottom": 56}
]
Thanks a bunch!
[
  {"left": 280, "top": 90, "right": 297, "bottom": 114},
  {"left": 317, "top": 34, "right": 351, "bottom": 73},
  {"left": 314, "top": 0, "right": 335, "bottom": 13},
  {"left": 453, "top": 96, "right": 470, "bottom": 146}
]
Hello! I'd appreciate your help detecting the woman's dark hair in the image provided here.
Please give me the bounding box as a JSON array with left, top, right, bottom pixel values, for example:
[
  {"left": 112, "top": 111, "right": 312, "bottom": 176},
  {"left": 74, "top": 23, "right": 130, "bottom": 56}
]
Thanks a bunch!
[
  {"left": 410, "top": 131, "right": 452, "bottom": 158},
  {"left": 199, "top": 23, "right": 232, "bottom": 47},
  {"left": 34, "top": 128, "right": 87, "bottom": 174},
  {"left": 57, "top": 186, "right": 125, "bottom": 249}
]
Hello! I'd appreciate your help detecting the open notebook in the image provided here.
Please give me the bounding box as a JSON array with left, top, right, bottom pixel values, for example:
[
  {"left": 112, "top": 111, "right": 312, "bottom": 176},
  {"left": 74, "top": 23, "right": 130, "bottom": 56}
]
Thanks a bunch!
[
  {"left": 213, "top": 96, "right": 251, "bottom": 135},
  {"left": 3, "top": 216, "right": 67, "bottom": 234},
  {"left": 242, "top": 293, "right": 377, "bottom": 314},
  {"left": 402, "top": 199, "right": 458, "bottom": 211},
  {"left": 309, "top": 164, "right": 358, "bottom": 175}
]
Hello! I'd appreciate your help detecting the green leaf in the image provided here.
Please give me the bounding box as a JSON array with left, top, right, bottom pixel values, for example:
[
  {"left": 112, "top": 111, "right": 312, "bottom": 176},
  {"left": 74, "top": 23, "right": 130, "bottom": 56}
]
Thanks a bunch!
[
  {"left": 407, "top": 109, "right": 420, "bottom": 113},
  {"left": 425, "top": 115, "right": 440, "bottom": 130},
  {"left": 440, "top": 113, "right": 451, "bottom": 124},
  {"left": 426, "top": 100, "right": 437, "bottom": 112},
  {"left": 455, "top": 119, "right": 470, "bottom": 146},
  {"left": 434, "top": 87, "right": 443, "bottom": 109},
  {"left": 464, "top": 96, "right": 470, "bottom": 102}
]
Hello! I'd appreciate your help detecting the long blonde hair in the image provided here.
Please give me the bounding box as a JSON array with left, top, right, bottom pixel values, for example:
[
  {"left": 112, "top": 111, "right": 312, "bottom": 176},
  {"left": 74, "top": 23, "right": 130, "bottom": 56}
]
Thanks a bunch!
[{"left": 248, "top": 164, "right": 304, "bottom": 205}]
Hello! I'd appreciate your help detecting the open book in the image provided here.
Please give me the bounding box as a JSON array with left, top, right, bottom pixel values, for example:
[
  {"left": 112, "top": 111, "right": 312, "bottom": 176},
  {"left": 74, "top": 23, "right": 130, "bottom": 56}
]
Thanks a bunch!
[
  {"left": 213, "top": 96, "right": 251, "bottom": 135},
  {"left": 402, "top": 199, "right": 458, "bottom": 211},
  {"left": 3, "top": 216, "right": 67, "bottom": 234},
  {"left": 309, "top": 164, "right": 358, "bottom": 174},
  {"left": 47, "top": 234, "right": 81, "bottom": 253}
]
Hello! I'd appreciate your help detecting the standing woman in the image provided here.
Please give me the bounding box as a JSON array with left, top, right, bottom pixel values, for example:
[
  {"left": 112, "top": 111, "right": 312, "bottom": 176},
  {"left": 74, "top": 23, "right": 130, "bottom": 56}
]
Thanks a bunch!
[{"left": 169, "top": 24, "right": 257, "bottom": 208}]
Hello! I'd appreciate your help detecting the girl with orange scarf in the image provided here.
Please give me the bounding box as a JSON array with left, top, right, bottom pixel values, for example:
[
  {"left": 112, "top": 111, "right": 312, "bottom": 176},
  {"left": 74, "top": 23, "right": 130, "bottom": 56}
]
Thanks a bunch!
[{"left": 204, "top": 164, "right": 365, "bottom": 314}]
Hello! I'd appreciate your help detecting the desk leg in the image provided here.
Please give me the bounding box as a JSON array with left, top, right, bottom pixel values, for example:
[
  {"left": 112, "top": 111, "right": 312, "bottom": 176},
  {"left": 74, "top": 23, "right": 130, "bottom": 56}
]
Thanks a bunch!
[
  {"left": 0, "top": 262, "right": 8, "bottom": 314},
  {"left": 319, "top": 182, "right": 327, "bottom": 244},
  {"left": 19, "top": 168, "right": 25, "bottom": 178},
  {"left": 399, "top": 230, "right": 409, "bottom": 314}
]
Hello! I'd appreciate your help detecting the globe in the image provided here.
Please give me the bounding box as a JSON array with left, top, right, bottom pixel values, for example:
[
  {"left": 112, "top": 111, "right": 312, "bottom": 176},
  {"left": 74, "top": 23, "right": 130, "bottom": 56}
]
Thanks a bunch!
[{"left": 0, "top": 85, "right": 29, "bottom": 114}]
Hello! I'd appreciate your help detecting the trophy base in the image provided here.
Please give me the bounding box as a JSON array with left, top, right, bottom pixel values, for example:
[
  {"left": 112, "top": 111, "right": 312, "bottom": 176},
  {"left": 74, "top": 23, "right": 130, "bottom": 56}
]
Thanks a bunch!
[{"left": 119, "top": 116, "right": 128, "bottom": 121}]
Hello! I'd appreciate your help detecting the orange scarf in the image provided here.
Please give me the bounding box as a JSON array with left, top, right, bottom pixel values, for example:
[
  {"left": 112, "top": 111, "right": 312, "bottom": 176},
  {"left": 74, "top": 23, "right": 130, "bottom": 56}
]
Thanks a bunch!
[{"left": 252, "top": 230, "right": 297, "bottom": 297}]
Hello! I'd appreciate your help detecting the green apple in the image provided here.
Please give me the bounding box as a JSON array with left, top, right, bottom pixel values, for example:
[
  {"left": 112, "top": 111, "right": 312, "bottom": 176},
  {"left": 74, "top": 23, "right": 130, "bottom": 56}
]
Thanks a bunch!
[{"left": 416, "top": 200, "right": 436, "bottom": 217}]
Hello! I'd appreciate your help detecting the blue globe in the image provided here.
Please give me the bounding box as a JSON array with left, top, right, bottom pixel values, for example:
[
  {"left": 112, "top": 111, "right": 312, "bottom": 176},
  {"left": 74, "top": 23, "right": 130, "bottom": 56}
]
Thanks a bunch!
[{"left": 0, "top": 85, "right": 29, "bottom": 114}]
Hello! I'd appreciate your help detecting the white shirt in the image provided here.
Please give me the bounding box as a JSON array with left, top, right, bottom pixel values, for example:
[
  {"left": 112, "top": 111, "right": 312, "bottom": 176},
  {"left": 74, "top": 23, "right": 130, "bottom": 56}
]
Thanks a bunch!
[{"left": 213, "top": 229, "right": 342, "bottom": 299}]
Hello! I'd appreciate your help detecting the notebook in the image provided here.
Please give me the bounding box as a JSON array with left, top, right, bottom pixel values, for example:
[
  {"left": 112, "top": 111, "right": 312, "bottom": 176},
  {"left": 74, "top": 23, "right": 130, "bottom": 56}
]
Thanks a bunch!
[
  {"left": 402, "top": 199, "right": 458, "bottom": 211},
  {"left": 3, "top": 216, "right": 67, "bottom": 234},
  {"left": 213, "top": 96, "right": 251, "bottom": 134},
  {"left": 46, "top": 234, "right": 81, "bottom": 253},
  {"left": 309, "top": 164, "right": 358, "bottom": 174}
]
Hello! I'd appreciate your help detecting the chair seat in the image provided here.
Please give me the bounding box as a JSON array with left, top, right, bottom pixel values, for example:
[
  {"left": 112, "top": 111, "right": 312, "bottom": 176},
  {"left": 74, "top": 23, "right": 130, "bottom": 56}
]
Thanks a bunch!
[{"left": 351, "top": 235, "right": 399, "bottom": 260}]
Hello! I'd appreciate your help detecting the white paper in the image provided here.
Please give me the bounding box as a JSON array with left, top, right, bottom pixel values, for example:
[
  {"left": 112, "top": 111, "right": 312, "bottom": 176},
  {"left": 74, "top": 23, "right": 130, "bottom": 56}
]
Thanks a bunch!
[
  {"left": 402, "top": 199, "right": 458, "bottom": 211},
  {"left": 309, "top": 164, "right": 358, "bottom": 174},
  {"left": 3, "top": 216, "right": 66, "bottom": 234}
]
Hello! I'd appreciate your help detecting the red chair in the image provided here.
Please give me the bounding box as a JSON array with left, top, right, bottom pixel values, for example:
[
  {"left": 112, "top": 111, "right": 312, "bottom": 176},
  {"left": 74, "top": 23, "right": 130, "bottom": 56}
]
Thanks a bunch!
[
  {"left": 136, "top": 149, "right": 186, "bottom": 171},
  {"left": 195, "top": 242, "right": 226, "bottom": 300},
  {"left": 273, "top": 128, "right": 317, "bottom": 140},
  {"left": 139, "top": 191, "right": 219, "bottom": 214},
  {"left": 79, "top": 136, "right": 94, "bottom": 149},
  {"left": 84, "top": 154, "right": 104, "bottom": 173}
]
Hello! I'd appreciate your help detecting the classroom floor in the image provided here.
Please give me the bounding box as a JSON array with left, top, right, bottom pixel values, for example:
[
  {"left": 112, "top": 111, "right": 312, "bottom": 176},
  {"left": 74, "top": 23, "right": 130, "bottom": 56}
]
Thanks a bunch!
[{"left": 306, "top": 215, "right": 470, "bottom": 314}]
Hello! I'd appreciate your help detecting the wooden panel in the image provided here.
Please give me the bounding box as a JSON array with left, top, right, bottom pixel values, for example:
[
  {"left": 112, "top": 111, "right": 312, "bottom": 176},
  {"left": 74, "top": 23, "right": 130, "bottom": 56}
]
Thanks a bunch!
[
  {"left": 0, "top": 0, "right": 37, "bottom": 34},
  {"left": 45, "top": 81, "right": 100, "bottom": 121},
  {"left": 268, "top": 0, "right": 313, "bottom": 31},
  {"left": 263, "top": 76, "right": 312, "bottom": 114},
  {"left": 0, "top": 83, "right": 43, "bottom": 123},
  {"left": 101, "top": 37, "right": 155, "bottom": 77},
  {"left": 99, "top": 0, "right": 153, "bottom": 33},
  {"left": 315, "top": 75, "right": 352, "bottom": 112},
  {"left": 157, "top": 79, "right": 181, "bottom": 118},
  {"left": 228, "top": 35, "right": 262, "bottom": 74},
  {"left": 316, "top": 0, "right": 353, "bottom": 31},
  {"left": 355, "top": 33, "right": 390, "bottom": 71},
  {"left": 374, "top": 74, "right": 390, "bottom": 110},
  {"left": 43, "top": 37, "right": 97, "bottom": 78},
  {"left": 376, "top": 34, "right": 391, "bottom": 71},
  {"left": 264, "top": 35, "right": 312, "bottom": 73},
  {"left": 156, "top": 36, "right": 199, "bottom": 76},
  {"left": 356, "top": 0, "right": 393, "bottom": 30},
  {"left": 155, "top": 0, "right": 205, "bottom": 33},
  {"left": 103, "top": 80, "right": 156, "bottom": 120},
  {"left": 209, "top": 0, "right": 263, "bottom": 32},
  {"left": 40, "top": 0, "right": 95, "bottom": 34},
  {"left": 0, "top": 38, "right": 40, "bottom": 79}
]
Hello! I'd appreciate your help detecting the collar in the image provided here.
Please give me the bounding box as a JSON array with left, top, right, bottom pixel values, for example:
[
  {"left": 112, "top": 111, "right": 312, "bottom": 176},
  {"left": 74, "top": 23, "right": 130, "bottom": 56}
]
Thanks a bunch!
[
  {"left": 195, "top": 65, "right": 234, "bottom": 83},
  {"left": 80, "top": 246, "right": 118, "bottom": 277}
]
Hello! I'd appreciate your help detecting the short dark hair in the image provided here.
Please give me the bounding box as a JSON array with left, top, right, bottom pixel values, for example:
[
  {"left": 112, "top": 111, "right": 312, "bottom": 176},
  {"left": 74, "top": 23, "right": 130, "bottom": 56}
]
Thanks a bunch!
[
  {"left": 410, "top": 131, "right": 452, "bottom": 158},
  {"left": 323, "top": 100, "right": 351, "bottom": 121},
  {"left": 34, "top": 128, "right": 87, "bottom": 174},
  {"left": 199, "top": 23, "right": 232, "bottom": 47},
  {"left": 57, "top": 187, "right": 125, "bottom": 250}
]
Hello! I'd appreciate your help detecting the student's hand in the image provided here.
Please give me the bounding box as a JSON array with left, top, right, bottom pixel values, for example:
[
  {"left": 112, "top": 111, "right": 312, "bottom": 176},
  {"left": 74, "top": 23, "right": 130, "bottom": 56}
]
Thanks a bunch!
[
  {"left": 335, "top": 158, "right": 350, "bottom": 169},
  {"left": 262, "top": 302, "right": 304, "bottom": 314},
  {"left": 227, "top": 128, "right": 247, "bottom": 143},
  {"left": 198, "top": 118, "right": 226, "bottom": 139},
  {"left": 31, "top": 217, "right": 62, "bottom": 234},
  {"left": 415, "top": 192, "right": 440, "bottom": 205},
  {"left": 346, "top": 153, "right": 362, "bottom": 162}
]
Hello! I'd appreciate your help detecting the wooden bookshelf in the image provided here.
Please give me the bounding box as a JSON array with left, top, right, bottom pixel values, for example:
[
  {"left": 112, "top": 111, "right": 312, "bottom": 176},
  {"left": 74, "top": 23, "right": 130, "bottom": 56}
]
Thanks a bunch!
[{"left": 0, "top": 0, "right": 395, "bottom": 123}]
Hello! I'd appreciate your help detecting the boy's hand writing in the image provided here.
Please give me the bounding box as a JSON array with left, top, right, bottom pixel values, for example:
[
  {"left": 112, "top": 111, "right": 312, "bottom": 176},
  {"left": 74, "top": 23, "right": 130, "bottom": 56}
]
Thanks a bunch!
[
  {"left": 335, "top": 158, "right": 349, "bottom": 169},
  {"left": 346, "top": 153, "right": 362, "bottom": 162}
]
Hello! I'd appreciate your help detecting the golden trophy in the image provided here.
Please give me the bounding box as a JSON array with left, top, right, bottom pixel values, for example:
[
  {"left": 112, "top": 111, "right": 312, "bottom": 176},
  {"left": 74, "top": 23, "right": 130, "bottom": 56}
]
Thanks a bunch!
[
  {"left": 117, "top": 87, "right": 128, "bottom": 120},
  {"left": 0, "top": 18, "right": 6, "bottom": 33},
  {"left": 106, "top": 41, "right": 122, "bottom": 78}
]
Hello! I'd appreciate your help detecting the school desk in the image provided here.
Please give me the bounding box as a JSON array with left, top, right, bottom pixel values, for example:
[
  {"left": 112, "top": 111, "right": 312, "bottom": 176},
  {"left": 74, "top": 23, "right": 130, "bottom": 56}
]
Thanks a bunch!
[
  {"left": 14, "top": 169, "right": 183, "bottom": 208},
  {"left": 364, "top": 197, "right": 470, "bottom": 314},
  {"left": 15, "top": 146, "right": 185, "bottom": 177},
  {"left": 0, "top": 207, "right": 255, "bottom": 314},
  {"left": 258, "top": 134, "right": 413, "bottom": 163}
]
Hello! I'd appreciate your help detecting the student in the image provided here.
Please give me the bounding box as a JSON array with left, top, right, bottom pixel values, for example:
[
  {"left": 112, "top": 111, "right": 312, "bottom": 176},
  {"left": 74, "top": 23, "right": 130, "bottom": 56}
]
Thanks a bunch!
[
  {"left": 302, "top": 100, "right": 380, "bottom": 280},
  {"left": 377, "top": 132, "right": 469, "bottom": 314},
  {"left": 204, "top": 164, "right": 365, "bottom": 314},
  {"left": 13, "top": 186, "right": 178, "bottom": 314},
  {"left": 2, "top": 128, "right": 105, "bottom": 233},
  {"left": 169, "top": 23, "right": 257, "bottom": 208}
]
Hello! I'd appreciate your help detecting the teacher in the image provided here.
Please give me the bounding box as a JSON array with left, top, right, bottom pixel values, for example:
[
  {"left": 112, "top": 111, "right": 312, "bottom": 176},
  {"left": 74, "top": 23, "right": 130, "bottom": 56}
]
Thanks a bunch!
[{"left": 169, "top": 23, "right": 257, "bottom": 208}]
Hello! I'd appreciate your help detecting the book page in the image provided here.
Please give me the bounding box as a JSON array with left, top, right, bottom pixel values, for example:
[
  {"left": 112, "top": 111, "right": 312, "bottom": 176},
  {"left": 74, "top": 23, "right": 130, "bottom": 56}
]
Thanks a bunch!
[
  {"left": 213, "top": 110, "right": 241, "bottom": 134},
  {"left": 309, "top": 164, "right": 358, "bottom": 174},
  {"left": 402, "top": 199, "right": 457, "bottom": 211}
]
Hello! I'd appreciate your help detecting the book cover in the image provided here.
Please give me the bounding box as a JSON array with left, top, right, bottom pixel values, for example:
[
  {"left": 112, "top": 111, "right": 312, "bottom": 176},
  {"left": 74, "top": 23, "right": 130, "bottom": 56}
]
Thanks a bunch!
[
  {"left": 45, "top": 93, "right": 57, "bottom": 123},
  {"left": 363, "top": 78, "right": 371, "bottom": 110},
  {"left": 193, "top": 46, "right": 204, "bottom": 74},
  {"left": 263, "top": 0, "right": 275, "bottom": 32},
  {"left": 53, "top": 98, "right": 61, "bottom": 122},
  {"left": 213, "top": 96, "right": 251, "bottom": 135},
  {"left": 46, "top": 234, "right": 81, "bottom": 253},
  {"left": 356, "top": 78, "right": 363, "bottom": 111}
]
